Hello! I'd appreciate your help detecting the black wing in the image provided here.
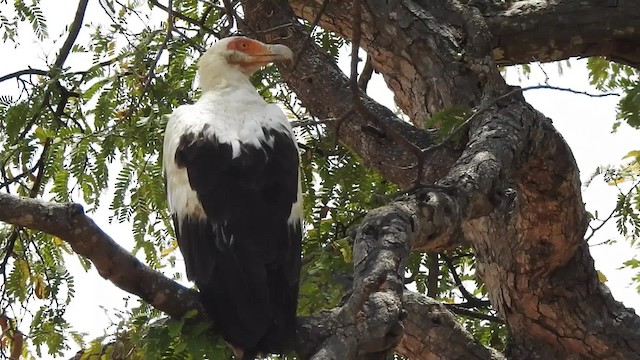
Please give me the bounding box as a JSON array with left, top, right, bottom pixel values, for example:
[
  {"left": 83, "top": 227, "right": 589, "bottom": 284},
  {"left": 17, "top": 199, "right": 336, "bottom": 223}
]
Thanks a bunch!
[{"left": 173, "top": 125, "right": 301, "bottom": 355}]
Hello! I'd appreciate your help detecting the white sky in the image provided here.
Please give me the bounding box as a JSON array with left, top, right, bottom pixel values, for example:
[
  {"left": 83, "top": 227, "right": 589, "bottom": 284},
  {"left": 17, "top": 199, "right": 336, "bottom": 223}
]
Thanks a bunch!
[{"left": 0, "top": 1, "right": 639, "bottom": 358}]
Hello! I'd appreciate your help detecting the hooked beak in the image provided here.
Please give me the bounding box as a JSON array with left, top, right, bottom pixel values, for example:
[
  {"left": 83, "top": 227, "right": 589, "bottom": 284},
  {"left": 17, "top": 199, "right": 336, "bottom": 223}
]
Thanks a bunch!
[
  {"left": 252, "top": 43, "right": 294, "bottom": 63},
  {"left": 226, "top": 39, "right": 294, "bottom": 74}
]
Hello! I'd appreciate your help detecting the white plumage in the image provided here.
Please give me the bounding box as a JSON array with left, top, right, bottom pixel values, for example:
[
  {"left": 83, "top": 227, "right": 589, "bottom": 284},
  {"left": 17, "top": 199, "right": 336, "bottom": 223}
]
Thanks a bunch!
[
  {"left": 163, "top": 86, "right": 300, "bottom": 226},
  {"left": 162, "top": 36, "right": 302, "bottom": 360}
]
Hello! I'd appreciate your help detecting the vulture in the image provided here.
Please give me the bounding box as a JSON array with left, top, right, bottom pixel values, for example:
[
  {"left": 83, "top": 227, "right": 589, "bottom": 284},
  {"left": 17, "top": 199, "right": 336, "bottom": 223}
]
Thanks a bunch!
[{"left": 162, "top": 36, "right": 302, "bottom": 359}]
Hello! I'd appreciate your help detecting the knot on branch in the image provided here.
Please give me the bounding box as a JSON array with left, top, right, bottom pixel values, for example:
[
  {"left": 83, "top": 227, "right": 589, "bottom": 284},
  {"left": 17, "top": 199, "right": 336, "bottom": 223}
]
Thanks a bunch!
[
  {"left": 410, "top": 188, "right": 463, "bottom": 250},
  {"left": 67, "top": 203, "right": 85, "bottom": 218},
  {"left": 306, "top": 202, "right": 416, "bottom": 358},
  {"left": 357, "top": 292, "right": 404, "bottom": 354}
]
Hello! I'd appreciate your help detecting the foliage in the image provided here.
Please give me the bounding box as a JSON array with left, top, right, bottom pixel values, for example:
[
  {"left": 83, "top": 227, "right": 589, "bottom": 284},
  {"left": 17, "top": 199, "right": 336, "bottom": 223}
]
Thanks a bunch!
[
  {"left": 588, "top": 58, "right": 640, "bottom": 130},
  {"left": 587, "top": 58, "right": 640, "bottom": 293}
]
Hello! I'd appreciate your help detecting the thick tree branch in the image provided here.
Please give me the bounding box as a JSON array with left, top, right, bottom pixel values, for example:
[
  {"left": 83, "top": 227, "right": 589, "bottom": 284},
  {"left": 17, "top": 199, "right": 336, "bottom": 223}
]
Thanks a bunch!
[
  {"left": 473, "top": 0, "right": 640, "bottom": 68},
  {"left": 291, "top": 0, "right": 640, "bottom": 70},
  {"left": 0, "top": 193, "right": 204, "bottom": 320},
  {"left": 247, "top": 0, "right": 640, "bottom": 358},
  {"left": 398, "top": 292, "right": 505, "bottom": 360},
  {"left": 0, "top": 192, "right": 501, "bottom": 360},
  {"left": 242, "top": 1, "right": 463, "bottom": 192}
]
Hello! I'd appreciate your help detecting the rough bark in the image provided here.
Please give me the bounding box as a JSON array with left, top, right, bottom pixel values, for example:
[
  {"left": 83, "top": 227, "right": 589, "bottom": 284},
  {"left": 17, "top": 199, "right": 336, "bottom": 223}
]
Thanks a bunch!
[
  {"left": 241, "top": 0, "right": 640, "bottom": 358},
  {"left": 398, "top": 292, "right": 505, "bottom": 360},
  {"left": 0, "top": 194, "right": 500, "bottom": 359},
  {"left": 0, "top": 193, "right": 204, "bottom": 320},
  {"left": 473, "top": 0, "right": 640, "bottom": 68}
]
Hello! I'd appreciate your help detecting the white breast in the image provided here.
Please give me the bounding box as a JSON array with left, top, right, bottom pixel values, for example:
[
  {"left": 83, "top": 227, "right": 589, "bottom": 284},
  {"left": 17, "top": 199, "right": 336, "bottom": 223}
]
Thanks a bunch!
[{"left": 162, "top": 86, "right": 296, "bottom": 224}]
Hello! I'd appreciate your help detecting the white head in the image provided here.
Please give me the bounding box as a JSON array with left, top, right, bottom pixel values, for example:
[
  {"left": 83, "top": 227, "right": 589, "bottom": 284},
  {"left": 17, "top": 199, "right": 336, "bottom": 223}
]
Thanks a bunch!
[{"left": 197, "top": 36, "right": 293, "bottom": 91}]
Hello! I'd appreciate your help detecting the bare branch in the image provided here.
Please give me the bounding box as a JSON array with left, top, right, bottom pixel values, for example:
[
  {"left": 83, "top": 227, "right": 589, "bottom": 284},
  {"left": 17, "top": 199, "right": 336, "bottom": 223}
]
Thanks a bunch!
[
  {"left": 54, "top": 0, "right": 89, "bottom": 70},
  {"left": 358, "top": 54, "right": 374, "bottom": 91},
  {"left": 0, "top": 69, "right": 49, "bottom": 83},
  {"left": 586, "top": 181, "right": 640, "bottom": 241},
  {"left": 520, "top": 84, "right": 619, "bottom": 98},
  {"left": 292, "top": 0, "right": 329, "bottom": 68},
  {"left": 398, "top": 292, "right": 505, "bottom": 360},
  {"left": 0, "top": 193, "right": 205, "bottom": 320}
]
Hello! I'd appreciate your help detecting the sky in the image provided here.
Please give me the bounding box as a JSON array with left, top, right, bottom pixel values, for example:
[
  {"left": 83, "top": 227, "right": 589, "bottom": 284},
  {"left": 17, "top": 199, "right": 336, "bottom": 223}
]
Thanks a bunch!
[{"left": 0, "top": 1, "right": 639, "bottom": 358}]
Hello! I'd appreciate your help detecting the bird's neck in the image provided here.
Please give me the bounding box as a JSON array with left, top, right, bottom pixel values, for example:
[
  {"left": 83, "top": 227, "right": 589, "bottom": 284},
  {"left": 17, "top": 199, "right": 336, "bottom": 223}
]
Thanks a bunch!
[{"left": 198, "top": 63, "right": 255, "bottom": 93}]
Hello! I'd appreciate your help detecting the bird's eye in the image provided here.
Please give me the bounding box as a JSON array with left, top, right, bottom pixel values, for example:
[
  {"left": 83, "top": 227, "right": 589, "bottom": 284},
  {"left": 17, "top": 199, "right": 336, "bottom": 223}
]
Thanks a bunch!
[{"left": 240, "top": 42, "right": 248, "bottom": 48}]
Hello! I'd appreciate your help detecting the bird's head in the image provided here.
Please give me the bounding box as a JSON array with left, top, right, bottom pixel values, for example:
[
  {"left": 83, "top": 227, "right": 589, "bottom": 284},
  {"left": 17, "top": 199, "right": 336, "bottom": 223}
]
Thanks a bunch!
[{"left": 198, "top": 36, "right": 293, "bottom": 90}]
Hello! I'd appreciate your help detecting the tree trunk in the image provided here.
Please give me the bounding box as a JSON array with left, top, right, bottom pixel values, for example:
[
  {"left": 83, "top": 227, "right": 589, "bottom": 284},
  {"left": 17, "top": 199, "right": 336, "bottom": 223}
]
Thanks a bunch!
[{"left": 241, "top": 0, "right": 640, "bottom": 358}]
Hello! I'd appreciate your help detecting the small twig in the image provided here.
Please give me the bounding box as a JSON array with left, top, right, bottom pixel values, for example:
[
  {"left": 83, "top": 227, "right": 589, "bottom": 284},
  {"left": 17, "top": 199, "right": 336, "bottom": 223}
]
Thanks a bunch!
[
  {"left": 534, "top": 60, "right": 551, "bottom": 85},
  {"left": 445, "top": 305, "right": 504, "bottom": 324},
  {"left": 250, "top": 22, "right": 296, "bottom": 35},
  {"left": 586, "top": 181, "right": 640, "bottom": 242},
  {"left": 28, "top": 139, "right": 51, "bottom": 198},
  {"left": 76, "top": 56, "right": 121, "bottom": 79},
  {"left": 0, "top": 69, "right": 49, "bottom": 84},
  {"left": 520, "top": 84, "right": 619, "bottom": 98},
  {"left": 416, "top": 83, "right": 620, "bottom": 170},
  {"left": 122, "top": 0, "right": 174, "bottom": 121},
  {"left": 220, "top": 0, "right": 235, "bottom": 36},
  {"left": 292, "top": 0, "right": 329, "bottom": 68},
  {"left": 358, "top": 54, "right": 374, "bottom": 91},
  {"left": 441, "top": 253, "right": 490, "bottom": 308},
  {"left": 426, "top": 253, "right": 439, "bottom": 298},
  {"left": 0, "top": 229, "right": 20, "bottom": 275},
  {"left": 290, "top": 117, "right": 338, "bottom": 128},
  {"left": 171, "top": 28, "right": 206, "bottom": 53},
  {"left": 146, "top": 2, "right": 174, "bottom": 90},
  {"left": 149, "top": 0, "right": 220, "bottom": 37}
]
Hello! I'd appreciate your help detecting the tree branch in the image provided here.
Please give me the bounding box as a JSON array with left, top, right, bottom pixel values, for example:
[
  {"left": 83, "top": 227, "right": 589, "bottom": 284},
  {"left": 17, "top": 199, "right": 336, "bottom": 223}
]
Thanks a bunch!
[
  {"left": 253, "top": 0, "right": 640, "bottom": 358},
  {"left": 54, "top": 0, "right": 89, "bottom": 70},
  {"left": 0, "top": 192, "right": 509, "bottom": 360},
  {"left": 474, "top": 0, "right": 640, "bottom": 68},
  {"left": 0, "top": 193, "right": 205, "bottom": 320},
  {"left": 441, "top": 253, "right": 490, "bottom": 308},
  {"left": 0, "top": 69, "right": 49, "bottom": 84},
  {"left": 398, "top": 292, "right": 505, "bottom": 360}
]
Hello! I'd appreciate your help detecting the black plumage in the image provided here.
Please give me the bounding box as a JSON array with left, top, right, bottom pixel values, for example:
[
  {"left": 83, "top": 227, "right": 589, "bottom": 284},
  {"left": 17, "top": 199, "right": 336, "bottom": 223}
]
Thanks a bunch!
[{"left": 172, "top": 127, "right": 302, "bottom": 358}]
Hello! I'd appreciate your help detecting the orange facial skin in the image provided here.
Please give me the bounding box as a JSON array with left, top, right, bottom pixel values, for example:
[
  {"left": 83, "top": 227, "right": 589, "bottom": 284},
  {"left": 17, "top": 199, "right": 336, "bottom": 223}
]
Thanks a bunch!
[
  {"left": 226, "top": 37, "right": 265, "bottom": 55},
  {"left": 225, "top": 37, "right": 293, "bottom": 74}
]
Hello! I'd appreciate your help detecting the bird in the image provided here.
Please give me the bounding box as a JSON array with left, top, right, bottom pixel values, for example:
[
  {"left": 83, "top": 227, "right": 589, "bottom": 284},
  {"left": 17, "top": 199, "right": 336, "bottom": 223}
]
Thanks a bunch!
[{"left": 162, "top": 36, "right": 302, "bottom": 359}]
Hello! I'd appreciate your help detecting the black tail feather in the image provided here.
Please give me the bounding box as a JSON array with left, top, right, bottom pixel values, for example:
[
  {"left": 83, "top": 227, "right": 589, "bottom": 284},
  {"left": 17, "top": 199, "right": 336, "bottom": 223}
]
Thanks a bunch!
[{"left": 197, "top": 236, "right": 299, "bottom": 359}]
